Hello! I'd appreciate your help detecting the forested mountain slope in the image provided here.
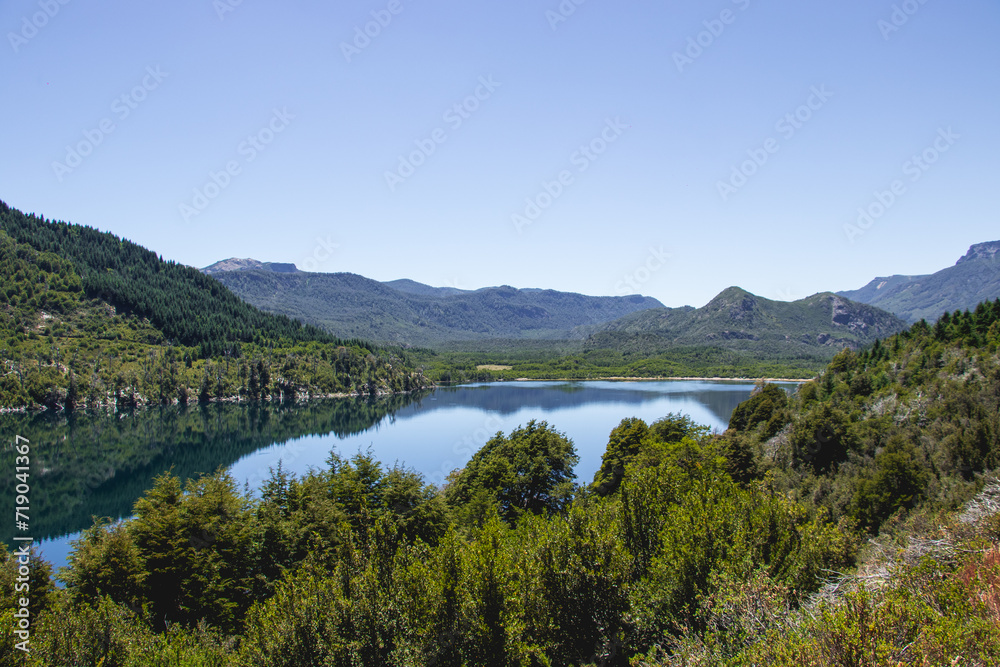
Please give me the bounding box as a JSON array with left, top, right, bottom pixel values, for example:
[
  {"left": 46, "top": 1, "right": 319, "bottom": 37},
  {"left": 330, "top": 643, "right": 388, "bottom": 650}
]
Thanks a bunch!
[
  {"left": 413, "top": 289, "right": 910, "bottom": 383},
  {"left": 381, "top": 278, "right": 467, "bottom": 298},
  {"left": 0, "top": 201, "right": 429, "bottom": 409},
  {"left": 0, "top": 202, "right": 348, "bottom": 357},
  {"left": 839, "top": 240, "right": 1000, "bottom": 323},
  {"left": 555, "top": 287, "right": 908, "bottom": 378}
]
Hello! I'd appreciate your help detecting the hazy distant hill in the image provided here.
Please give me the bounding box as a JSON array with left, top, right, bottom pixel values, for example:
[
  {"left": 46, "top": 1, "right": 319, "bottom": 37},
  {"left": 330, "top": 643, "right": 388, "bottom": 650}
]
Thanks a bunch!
[
  {"left": 838, "top": 241, "right": 1000, "bottom": 324},
  {"left": 581, "top": 287, "right": 907, "bottom": 358},
  {"left": 204, "top": 261, "right": 664, "bottom": 347},
  {"left": 382, "top": 279, "right": 468, "bottom": 298}
]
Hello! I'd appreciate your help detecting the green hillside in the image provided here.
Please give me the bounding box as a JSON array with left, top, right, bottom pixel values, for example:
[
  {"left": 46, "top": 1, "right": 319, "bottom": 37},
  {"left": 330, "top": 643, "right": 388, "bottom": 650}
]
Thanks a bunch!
[
  {"left": 0, "top": 202, "right": 430, "bottom": 409},
  {"left": 839, "top": 240, "right": 1000, "bottom": 323},
  {"left": 584, "top": 287, "right": 907, "bottom": 352},
  {"left": 381, "top": 278, "right": 468, "bottom": 298},
  {"left": 206, "top": 264, "right": 664, "bottom": 347},
  {"left": 206, "top": 273, "right": 907, "bottom": 382},
  {"left": 0, "top": 201, "right": 359, "bottom": 357}
]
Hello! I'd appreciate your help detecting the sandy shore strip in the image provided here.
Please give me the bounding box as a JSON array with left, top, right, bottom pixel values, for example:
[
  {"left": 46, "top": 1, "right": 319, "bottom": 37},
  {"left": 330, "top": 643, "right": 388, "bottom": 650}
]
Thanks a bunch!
[{"left": 511, "top": 376, "right": 815, "bottom": 383}]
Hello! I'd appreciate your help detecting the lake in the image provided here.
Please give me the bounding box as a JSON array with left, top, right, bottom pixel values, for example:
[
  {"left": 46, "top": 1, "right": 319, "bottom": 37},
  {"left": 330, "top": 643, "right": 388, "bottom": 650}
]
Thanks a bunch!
[{"left": 3, "top": 380, "right": 785, "bottom": 574}]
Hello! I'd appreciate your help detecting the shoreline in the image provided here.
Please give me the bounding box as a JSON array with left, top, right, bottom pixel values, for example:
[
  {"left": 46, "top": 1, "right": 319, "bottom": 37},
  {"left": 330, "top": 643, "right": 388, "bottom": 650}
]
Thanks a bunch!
[
  {"left": 0, "top": 386, "right": 434, "bottom": 414},
  {"left": 3, "top": 377, "right": 813, "bottom": 412},
  {"left": 501, "top": 375, "right": 814, "bottom": 383}
]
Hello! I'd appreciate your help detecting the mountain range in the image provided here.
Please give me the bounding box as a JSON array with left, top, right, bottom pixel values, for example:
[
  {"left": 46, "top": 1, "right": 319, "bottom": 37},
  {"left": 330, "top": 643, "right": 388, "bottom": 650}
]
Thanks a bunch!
[
  {"left": 838, "top": 241, "right": 1000, "bottom": 323},
  {"left": 202, "top": 259, "right": 663, "bottom": 348},
  {"left": 205, "top": 240, "right": 1000, "bottom": 360},
  {"left": 204, "top": 260, "right": 909, "bottom": 359}
]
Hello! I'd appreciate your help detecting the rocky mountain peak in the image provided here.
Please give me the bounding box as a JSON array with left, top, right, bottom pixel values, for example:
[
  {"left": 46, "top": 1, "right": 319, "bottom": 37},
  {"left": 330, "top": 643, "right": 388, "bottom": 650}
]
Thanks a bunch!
[
  {"left": 956, "top": 241, "right": 1000, "bottom": 265},
  {"left": 201, "top": 258, "right": 299, "bottom": 274}
]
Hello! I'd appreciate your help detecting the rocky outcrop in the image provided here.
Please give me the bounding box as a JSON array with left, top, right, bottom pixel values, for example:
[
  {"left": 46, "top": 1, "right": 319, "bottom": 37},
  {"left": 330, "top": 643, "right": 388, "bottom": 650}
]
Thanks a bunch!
[
  {"left": 201, "top": 258, "right": 300, "bottom": 274},
  {"left": 956, "top": 241, "right": 1000, "bottom": 265}
]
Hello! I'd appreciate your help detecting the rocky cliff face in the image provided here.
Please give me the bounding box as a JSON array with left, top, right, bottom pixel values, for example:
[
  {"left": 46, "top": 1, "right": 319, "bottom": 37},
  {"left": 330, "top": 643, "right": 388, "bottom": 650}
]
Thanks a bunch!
[
  {"left": 956, "top": 241, "right": 1000, "bottom": 265},
  {"left": 831, "top": 295, "right": 882, "bottom": 333}
]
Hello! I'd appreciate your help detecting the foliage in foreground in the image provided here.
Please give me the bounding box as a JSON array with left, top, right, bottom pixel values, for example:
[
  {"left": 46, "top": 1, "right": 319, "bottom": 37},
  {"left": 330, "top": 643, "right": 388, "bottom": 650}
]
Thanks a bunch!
[
  {"left": 3, "top": 415, "right": 856, "bottom": 666},
  {"left": 634, "top": 488, "right": 1000, "bottom": 666},
  {"left": 2, "top": 424, "right": 996, "bottom": 665}
]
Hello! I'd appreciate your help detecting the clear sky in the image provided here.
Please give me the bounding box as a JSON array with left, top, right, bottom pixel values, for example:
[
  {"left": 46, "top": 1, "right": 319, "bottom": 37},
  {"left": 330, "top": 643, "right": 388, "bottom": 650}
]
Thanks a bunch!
[{"left": 1, "top": 0, "right": 997, "bottom": 308}]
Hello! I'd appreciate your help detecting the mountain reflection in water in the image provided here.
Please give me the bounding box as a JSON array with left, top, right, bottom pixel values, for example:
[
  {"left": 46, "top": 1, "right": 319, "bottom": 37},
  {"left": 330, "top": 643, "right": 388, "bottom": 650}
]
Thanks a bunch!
[{"left": 5, "top": 380, "right": 795, "bottom": 570}]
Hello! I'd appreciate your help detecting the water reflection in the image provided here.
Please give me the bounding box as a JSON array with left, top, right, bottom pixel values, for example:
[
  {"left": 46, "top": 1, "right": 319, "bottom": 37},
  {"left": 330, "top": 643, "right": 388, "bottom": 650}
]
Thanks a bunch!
[
  {"left": 4, "top": 380, "right": 795, "bottom": 571},
  {"left": 421, "top": 380, "right": 754, "bottom": 424},
  {"left": 0, "top": 392, "right": 429, "bottom": 541}
]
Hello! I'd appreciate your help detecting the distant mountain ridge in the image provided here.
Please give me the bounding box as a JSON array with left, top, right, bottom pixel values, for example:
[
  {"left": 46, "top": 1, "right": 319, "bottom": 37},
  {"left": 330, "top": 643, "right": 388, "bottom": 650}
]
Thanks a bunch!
[
  {"left": 838, "top": 241, "right": 1000, "bottom": 323},
  {"left": 203, "top": 260, "right": 664, "bottom": 347},
  {"left": 580, "top": 287, "right": 907, "bottom": 358},
  {"left": 205, "top": 254, "right": 907, "bottom": 365}
]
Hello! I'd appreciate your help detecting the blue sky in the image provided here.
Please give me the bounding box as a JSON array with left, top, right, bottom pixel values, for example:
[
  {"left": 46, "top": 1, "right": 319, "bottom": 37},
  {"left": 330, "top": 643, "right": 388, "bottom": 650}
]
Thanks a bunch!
[{"left": 1, "top": 0, "right": 997, "bottom": 308}]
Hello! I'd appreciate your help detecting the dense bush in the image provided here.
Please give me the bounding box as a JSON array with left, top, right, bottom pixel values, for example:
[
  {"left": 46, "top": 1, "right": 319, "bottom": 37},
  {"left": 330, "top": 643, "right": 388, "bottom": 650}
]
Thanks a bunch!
[
  {"left": 716, "top": 301, "right": 1000, "bottom": 538},
  {"left": 445, "top": 420, "right": 578, "bottom": 527},
  {"left": 6, "top": 414, "right": 855, "bottom": 666}
]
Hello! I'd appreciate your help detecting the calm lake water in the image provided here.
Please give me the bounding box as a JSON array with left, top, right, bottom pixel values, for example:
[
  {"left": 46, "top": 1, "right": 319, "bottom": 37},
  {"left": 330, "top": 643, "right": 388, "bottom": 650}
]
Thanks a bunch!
[{"left": 5, "top": 380, "right": 787, "bottom": 574}]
